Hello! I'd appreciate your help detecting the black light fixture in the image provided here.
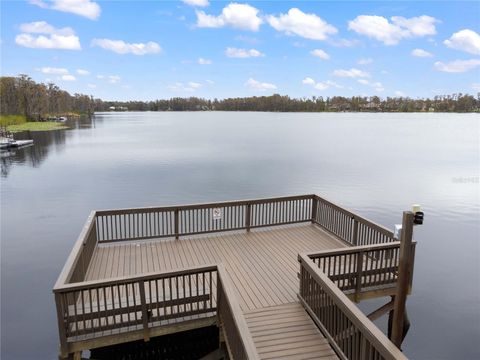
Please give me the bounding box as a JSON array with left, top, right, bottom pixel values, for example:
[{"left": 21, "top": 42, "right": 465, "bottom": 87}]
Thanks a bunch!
[{"left": 412, "top": 204, "right": 424, "bottom": 225}]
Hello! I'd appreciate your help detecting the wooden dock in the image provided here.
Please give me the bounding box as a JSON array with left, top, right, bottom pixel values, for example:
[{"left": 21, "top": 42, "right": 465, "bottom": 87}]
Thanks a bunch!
[{"left": 53, "top": 194, "right": 415, "bottom": 359}]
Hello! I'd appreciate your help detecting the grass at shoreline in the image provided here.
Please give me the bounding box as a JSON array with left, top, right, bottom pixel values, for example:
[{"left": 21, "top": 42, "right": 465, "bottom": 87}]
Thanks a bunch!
[
  {"left": 6, "top": 122, "right": 69, "bottom": 133},
  {"left": 0, "top": 114, "right": 27, "bottom": 126}
]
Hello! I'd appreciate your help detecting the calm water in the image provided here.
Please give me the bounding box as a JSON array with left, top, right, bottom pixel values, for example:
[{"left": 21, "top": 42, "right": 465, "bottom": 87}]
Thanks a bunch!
[{"left": 1, "top": 112, "right": 479, "bottom": 360}]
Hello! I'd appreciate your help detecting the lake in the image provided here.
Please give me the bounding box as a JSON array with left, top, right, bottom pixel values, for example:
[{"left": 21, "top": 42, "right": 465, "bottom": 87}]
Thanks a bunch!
[{"left": 1, "top": 112, "right": 479, "bottom": 359}]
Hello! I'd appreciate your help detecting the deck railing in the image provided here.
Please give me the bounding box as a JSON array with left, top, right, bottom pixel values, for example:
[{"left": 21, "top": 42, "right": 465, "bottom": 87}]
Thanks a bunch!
[
  {"left": 54, "top": 194, "right": 412, "bottom": 359},
  {"left": 312, "top": 195, "right": 397, "bottom": 246},
  {"left": 298, "top": 254, "right": 408, "bottom": 360},
  {"left": 93, "top": 194, "right": 395, "bottom": 247},
  {"left": 94, "top": 195, "right": 313, "bottom": 243},
  {"left": 54, "top": 211, "right": 98, "bottom": 285},
  {"left": 217, "top": 264, "right": 260, "bottom": 360},
  {"left": 306, "top": 242, "right": 416, "bottom": 299},
  {"left": 54, "top": 264, "right": 259, "bottom": 359},
  {"left": 58, "top": 194, "right": 401, "bottom": 286}
]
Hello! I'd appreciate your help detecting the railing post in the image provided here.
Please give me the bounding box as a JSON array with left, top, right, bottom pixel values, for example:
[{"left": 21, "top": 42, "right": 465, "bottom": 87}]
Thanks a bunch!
[
  {"left": 174, "top": 209, "right": 179, "bottom": 240},
  {"left": 54, "top": 292, "right": 69, "bottom": 359},
  {"left": 391, "top": 211, "right": 414, "bottom": 349},
  {"left": 245, "top": 203, "right": 251, "bottom": 232},
  {"left": 359, "top": 336, "right": 368, "bottom": 360},
  {"left": 408, "top": 243, "right": 416, "bottom": 291},
  {"left": 139, "top": 280, "right": 150, "bottom": 342},
  {"left": 352, "top": 217, "right": 358, "bottom": 246},
  {"left": 354, "top": 251, "right": 364, "bottom": 302},
  {"left": 311, "top": 196, "right": 318, "bottom": 223}
]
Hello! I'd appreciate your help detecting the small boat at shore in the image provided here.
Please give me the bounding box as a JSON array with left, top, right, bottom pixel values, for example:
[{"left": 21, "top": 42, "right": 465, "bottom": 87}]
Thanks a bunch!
[{"left": 0, "top": 137, "right": 34, "bottom": 149}]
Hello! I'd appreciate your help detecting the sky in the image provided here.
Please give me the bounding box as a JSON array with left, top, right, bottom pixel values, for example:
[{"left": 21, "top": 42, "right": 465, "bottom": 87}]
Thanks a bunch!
[{"left": 1, "top": 0, "right": 480, "bottom": 101}]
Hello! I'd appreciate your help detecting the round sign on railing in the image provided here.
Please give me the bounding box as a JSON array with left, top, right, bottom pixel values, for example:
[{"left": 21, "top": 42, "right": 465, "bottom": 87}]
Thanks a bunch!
[{"left": 212, "top": 208, "right": 222, "bottom": 220}]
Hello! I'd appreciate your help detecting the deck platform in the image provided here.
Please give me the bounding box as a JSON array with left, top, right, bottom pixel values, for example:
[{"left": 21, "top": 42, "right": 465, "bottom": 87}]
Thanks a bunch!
[
  {"left": 85, "top": 224, "right": 346, "bottom": 312},
  {"left": 53, "top": 194, "right": 415, "bottom": 359}
]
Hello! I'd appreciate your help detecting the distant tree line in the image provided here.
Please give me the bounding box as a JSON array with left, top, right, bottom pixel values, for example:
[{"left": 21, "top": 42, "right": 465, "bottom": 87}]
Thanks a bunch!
[
  {"left": 1, "top": 76, "right": 479, "bottom": 119},
  {"left": 0, "top": 75, "right": 96, "bottom": 121},
  {"left": 101, "top": 93, "right": 480, "bottom": 113}
]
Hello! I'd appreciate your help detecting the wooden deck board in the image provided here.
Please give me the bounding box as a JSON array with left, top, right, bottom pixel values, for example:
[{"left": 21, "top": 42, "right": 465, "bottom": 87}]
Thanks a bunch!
[
  {"left": 85, "top": 223, "right": 346, "bottom": 312},
  {"left": 245, "top": 303, "right": 339, "bottom": 360},
  {"left": 82, "top": 224, "right": 345, "bottom": 357}
]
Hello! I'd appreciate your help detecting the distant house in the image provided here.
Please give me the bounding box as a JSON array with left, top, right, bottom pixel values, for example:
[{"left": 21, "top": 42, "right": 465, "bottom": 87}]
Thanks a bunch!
[{"left": 108, "top": 106, "right": 128, "bottom": 111}]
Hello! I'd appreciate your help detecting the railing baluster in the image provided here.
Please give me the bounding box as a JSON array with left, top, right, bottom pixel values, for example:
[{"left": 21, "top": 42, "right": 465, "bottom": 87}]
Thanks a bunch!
[{"left": 139, "top": 280, "right": 150, "bottom": 341}]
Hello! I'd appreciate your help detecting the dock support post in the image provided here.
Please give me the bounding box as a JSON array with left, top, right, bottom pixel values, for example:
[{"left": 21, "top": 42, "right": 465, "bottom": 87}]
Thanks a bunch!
[
  {"left": 54, "top": 293, "right": 69, "bottom": 359},
  {"left": 391, "top": 211, "right": 414, "bottom": 348}
]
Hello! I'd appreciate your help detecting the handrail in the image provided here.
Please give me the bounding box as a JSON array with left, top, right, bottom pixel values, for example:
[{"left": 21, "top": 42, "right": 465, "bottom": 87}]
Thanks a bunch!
[
  {"left": 94, "top": 194, "right": 315, "bottom": 215},
  {"left": 312, "top": 195, "right": 396, "bottom": 246},
  {"left": 54, "top": 264, "right": 258, "bottom": 359},
  {"left": 304, "top": 242, "right": 416, "bottom": 300},
  {"left": 54, "top": 211, "right": 97, "bottom": 288},
  {"left": 92, "top": 194, "right": 397, "bottom": 246},
  {"left": 298, "top": 254, "right": 408, "bottom": 360},
  {"left": 94, "top": 194, "right": 314, "bottom": 243},
  {"left": 54, "top": 264, "right": 218, "bottom": 293},
  {"left": 217, "top": 264, "right": 260, "bottom": 360}
]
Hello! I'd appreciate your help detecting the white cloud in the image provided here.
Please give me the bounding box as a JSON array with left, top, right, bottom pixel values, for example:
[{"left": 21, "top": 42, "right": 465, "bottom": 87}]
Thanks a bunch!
[
  {"left": 225, "top": 47, "right": 264, "bottom": 58},
  {"left": 76, "top": 68, "right": 90, "bottom": 75},
  {"left": 87, "top": 83, "right": 96, "bottom": 89},
  {"left": 391, "top": 16, "right": 437, "bottom": 36},
  {"left": 434, "top": 59, "right": 480, "bottom": 73},
  {"left": 472, "top": 83, "right": 480, "bottom": 91},
  {"left": 196, "top": 3, "right": 262, "bottom": 31},
  {"left": 333, "top": 68, "right": 370, "bottom": 78},
  {"left": 395, "top": 91, "right": 406, "bottom": 97},
  {"left": 108, "top": 75, "right": 121, "bottom": 84},
  {"left": 444, "top": 29, "right": 480, "bottom": 55},
  {"left": 30, "top": 0, "right": 101, "bottom": 20},
  {"left": 245, "top": 78, "right": 277, "bottom": 91},
  {"left": 310, "top": 49, "right": 330, "bottom": 60},
  {"left": 182, "top": 0, "right": 209, "bottom": 7},
  {"left": 411, "top": 48, "right": 433, "bottom": 57},
  {"left": 197, "top": 57, "right": 212, "bottom": 65},
  {"left": 302, "top": 77, "right": 342, "bottom": 91},
  {"left": 188, "top": 81, "right": 202, "bottom": 89},
  {"left": 205, "top": 79, "right": 214, "bottom": 84},
  {"left": 96, "top": 75, "right": 105, "bottom": 79},
  {"left": 61, "top": 74, "right": 76, "bottom": 81},
  {"left": 302, "top": 77, "right": 315, "bottom": 85},
  {"left": 16, "top": 33, "right": 81, "bottom": 50},
  {"left": 15, "top": 21, "right": 81, "bottom": 50},
  {"left": 168, "top": 81, "right": 203, "bottom": 92},
  {"left": 266, "top": 8, "right": 337, "bottom": 40},
  {"left": 19, "top": 21, "right": 74, "bottom": 35},
  {"left": 38, "top": 67, "right": 69, "bottom": 75},
  {"left": 357, "top": 58, "right": 373, "bottom": 65},
  {"left": 92, "top": 39, "right": 161, "bottom": 55},
  {"left": 357, "top": 79, "right": 384, "bottom": 92},
  {"left": 348, "top": 15, "right": 437, "bottom": 45}
]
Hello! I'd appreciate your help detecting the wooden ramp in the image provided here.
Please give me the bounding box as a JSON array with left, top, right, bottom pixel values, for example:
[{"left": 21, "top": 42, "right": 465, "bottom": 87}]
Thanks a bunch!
[{"left": 245, "top": 303, "right": 339, "bottom": 360}]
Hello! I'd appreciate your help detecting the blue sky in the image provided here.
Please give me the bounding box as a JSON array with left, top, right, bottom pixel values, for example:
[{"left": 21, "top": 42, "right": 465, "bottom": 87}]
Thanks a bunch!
[{"left": 1, "top": 0, "right": 479, "bottom": 101}]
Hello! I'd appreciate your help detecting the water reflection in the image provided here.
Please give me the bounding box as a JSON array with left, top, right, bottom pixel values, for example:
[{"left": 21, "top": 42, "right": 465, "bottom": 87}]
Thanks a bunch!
[
  {"left": 1, "top": 112, "right": 479, "bottom": 360},
  {"left": 1, "top": 116, "right": 95, "bottom": 177}
]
